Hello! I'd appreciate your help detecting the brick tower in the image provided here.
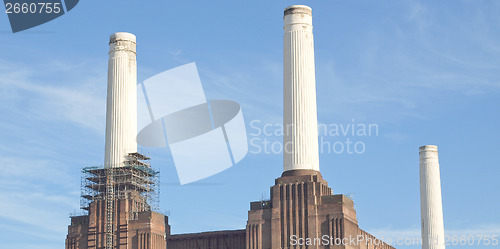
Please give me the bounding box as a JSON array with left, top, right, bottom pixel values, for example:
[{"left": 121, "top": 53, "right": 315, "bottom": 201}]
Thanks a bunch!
[
  {"left": 246, "top": 6, "right": 395, "bottom": 249},
  {"left": 65, "top": 33, "right": 169, "bottom": 249}
]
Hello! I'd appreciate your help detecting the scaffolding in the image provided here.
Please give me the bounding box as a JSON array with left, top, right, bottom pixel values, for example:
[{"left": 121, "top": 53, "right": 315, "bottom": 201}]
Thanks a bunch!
[{"left": 79, "top": 152, "right": 160, "bottom": 249}]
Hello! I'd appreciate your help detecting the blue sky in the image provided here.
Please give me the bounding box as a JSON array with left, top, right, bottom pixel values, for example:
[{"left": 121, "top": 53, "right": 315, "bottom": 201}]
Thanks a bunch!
[{"left": 0, "top": 0, "right": 499, "bottom": 249}]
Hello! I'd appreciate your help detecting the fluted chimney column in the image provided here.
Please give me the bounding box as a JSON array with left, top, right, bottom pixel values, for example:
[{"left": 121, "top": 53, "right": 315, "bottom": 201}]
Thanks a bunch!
[
  {"left": 420, "top": 145, "right": 446, "bottom": 249},
  {"left": 104, "top": 32, "right": 137, "bottom": 168},
  {"left": 283, "top": 5, "right": 320, "bottom": 173}
]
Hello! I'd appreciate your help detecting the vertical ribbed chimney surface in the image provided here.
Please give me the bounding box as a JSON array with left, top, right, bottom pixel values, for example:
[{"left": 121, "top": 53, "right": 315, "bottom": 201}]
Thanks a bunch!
[
  {"left": 420, "top": 145, "right": 446, "bottom": 249},
  {"left": 283, "top": 5, "right": 320, "bottom": 173},
  {"left": 104, "top": 32, "right": 138, "bottom": 168}
]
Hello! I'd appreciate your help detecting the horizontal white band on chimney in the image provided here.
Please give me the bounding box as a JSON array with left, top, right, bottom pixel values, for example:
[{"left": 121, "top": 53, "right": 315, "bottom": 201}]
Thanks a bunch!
[
  {"left": 283, "top": 5, "right": 320, "bottom": 172},
  {"left": 420, "top": 145, "right": 446, "bottom": 249},
  {"left": 104, "top": 32, "right": 138, "bottom": 168}
]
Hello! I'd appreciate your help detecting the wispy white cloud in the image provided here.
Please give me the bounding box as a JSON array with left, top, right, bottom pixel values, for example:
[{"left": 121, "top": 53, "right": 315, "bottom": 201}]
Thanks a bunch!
[
  {"left": 0, "top": 59, "right": 107, "bottom": 133},
  {"left": 0, "top": 157, "right": 79, "bottom": 244},
  {"left": 315, "top": 0, "right": 500, "bottom": 124},
  {"left": 0, "top": 58, "right": 104, "bottom": 248}
]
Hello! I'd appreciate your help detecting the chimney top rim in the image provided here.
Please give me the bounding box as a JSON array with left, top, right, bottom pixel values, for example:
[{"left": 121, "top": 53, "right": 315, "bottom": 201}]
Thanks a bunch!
[
  {"left": 109, "top": 32, "right": 136, "bottom": 44},
  {"left": 284, "top": 5, "right": 312, "bottom": 16},
  {"left": 419, "top": 145, "right": 438, "bottom": 152}
]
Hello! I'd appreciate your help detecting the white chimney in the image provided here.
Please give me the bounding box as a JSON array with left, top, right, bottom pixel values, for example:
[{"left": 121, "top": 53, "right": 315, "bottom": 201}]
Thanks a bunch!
[
  {"left": 104, "top": 32, "right": 138, "bottom": 168},
  {"left": 283, "top": 5, "right": 320, "bottom": 173},
  {"left": 420, "top": 145, "right": 446, "bottom": 249}
]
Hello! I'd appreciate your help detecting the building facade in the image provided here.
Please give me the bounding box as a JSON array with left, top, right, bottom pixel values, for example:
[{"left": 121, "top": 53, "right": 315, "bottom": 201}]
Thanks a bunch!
[{"left": 66, "top": 5, "right": 394, "bottom": 249}]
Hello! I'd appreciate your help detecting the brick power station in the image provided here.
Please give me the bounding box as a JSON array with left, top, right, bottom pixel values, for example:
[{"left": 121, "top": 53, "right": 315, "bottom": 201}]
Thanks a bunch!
[{"left": 66, "top": 5, "right": 446, "bottom": 249}]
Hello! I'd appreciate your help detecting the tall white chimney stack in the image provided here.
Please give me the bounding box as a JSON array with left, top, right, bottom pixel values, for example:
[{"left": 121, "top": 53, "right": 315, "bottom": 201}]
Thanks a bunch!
[
  {"left": 420, "top": 145, "right": 446, "bottom": 249},
  {"left": 283, "top": 5, "right": 320, "bottom": 173},
  {"left": 104, "top": 32, "right": 138, "bottom": 168}
]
